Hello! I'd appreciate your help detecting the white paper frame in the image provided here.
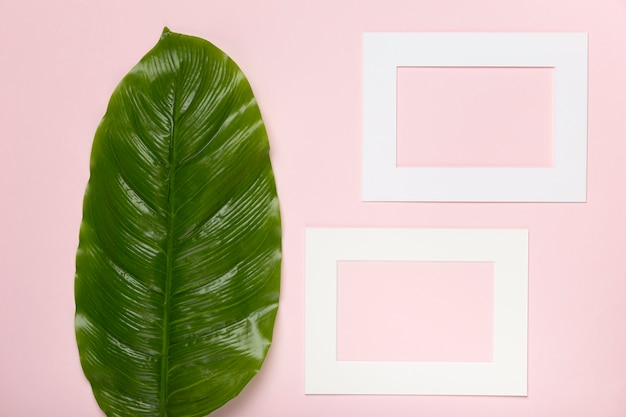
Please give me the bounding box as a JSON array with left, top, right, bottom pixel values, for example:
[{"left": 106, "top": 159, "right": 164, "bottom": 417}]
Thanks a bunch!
[
  {"left": 305, "top": 228, "right": 528, "bottom": 395},
  {"left": 362, "top": 32, "right": 588, "bottom": 202}
]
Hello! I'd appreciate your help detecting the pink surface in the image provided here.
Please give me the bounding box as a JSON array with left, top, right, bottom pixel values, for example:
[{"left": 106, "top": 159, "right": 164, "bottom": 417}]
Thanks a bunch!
[
  {"left": 337, "top": 261, "right": 494, "bottom": 362},
  {"left": 397, "top": 67, "right": 554, "bottom": 167},
  {"left": 3, "top": 0, "right": 626, "bottom": 416}
]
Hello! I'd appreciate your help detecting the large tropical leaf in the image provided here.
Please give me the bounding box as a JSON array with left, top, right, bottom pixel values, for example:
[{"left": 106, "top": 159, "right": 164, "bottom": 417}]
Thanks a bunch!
[{"left": 75, "top": 28, "right": 281, "bottom": 417}]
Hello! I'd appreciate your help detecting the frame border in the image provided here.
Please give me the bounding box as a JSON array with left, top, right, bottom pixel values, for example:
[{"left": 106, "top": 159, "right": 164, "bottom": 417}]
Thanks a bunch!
[
  {"left": 305, "top": 228, "right": 528, "bottom": 395},
  {"left": 362, "top": 32, "right": 588, "bottom": 202}
]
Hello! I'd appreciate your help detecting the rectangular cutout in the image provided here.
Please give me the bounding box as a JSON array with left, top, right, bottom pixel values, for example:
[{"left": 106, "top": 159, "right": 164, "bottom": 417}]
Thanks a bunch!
[
  {"left": 306, "top": 228, "right": 528, "bottom": 396},
  {"left": 396, "top": 67, "right": 554, "bottom": 168},
  {"left": 337, "top": 261, "right": 494, "bottom": 362},
  {"left": 363, "top": 32, "right": 588, "bottom": 202}
]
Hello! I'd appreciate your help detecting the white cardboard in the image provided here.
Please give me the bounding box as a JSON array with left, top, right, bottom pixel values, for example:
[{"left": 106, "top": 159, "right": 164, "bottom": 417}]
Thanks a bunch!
[
  {"left": 362, "top": 32, "right": 588, "bottom": 202},
  {"left": 305, "top": 228, "right": 528, "bottom": 395}
]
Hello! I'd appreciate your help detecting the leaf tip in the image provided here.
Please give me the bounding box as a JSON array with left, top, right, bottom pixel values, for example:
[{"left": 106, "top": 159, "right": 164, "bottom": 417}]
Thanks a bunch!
[{"left": 161, "top": 27, "right": 172, "bottom": 38}]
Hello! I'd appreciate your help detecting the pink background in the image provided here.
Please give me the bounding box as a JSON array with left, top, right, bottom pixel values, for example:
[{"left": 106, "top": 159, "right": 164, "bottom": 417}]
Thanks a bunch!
[
  {"left": 2, "top": 0, "right": 626, "bottom": 416},
  {"left": 337, "top": 261, "right": 494, "bottom": 362},
  {"left": 396, "top": 66, "right": 554, "bottom": 167}
]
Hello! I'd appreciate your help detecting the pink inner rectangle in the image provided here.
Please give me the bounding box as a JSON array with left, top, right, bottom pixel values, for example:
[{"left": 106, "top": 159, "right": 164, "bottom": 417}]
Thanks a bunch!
[
  {"left": 337, "top": 261, "right": 494, "bottom": 362},
  {"left": 396, "top": 66, "right": 554, "bottom": 168}
]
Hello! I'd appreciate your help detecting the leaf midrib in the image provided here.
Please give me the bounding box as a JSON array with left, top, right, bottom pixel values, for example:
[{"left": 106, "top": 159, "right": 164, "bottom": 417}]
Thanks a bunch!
[{"left": 160, "top": 88, "right": 178, "bottom": 417}]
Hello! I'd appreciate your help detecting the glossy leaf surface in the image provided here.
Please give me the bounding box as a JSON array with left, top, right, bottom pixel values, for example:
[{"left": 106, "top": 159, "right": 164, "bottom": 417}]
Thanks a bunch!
[{"left": 75, "top": 28, "right": 281, "bottom": 417}]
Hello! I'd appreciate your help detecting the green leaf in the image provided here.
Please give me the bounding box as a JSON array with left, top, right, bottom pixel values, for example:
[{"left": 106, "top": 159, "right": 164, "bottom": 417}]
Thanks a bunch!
[{"left": 75, "top": 28, "right": 281, "bottom": 417}]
